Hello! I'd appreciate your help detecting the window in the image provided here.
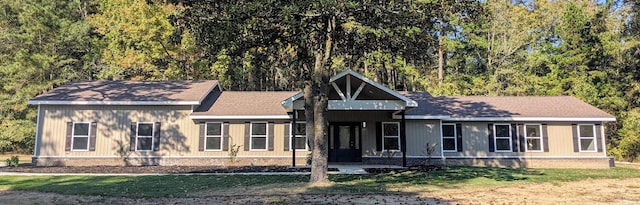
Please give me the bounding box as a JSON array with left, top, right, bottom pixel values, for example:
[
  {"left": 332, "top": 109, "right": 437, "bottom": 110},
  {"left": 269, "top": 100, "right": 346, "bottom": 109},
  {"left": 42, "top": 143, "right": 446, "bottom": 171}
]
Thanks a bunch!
[
  {"left": 205, "top": 122, "right": 223, "bottom": 151},
  {"left": 291, "top": 122, "right": 307, "bottom": 150},
  {"left": 494, "top": 124, "right": 512, "bottom": 152},
  {"left": 442, "top": 123, "right": 457, "bottom": 152},
  {"left": 251, "top": 122, "right": 268, "bottom": 150},
  {"left": 578, "top": 124, "right": 596, "bottom": 152},
  {"left": 382, "top": 122, "right": 400, "bottom": 151},
  {"left": 136, "top": 122, "right": 154, "bottom": 151},
  {"left": 525, "top": 124, "right": 543, "bottom": 152},
  {"left": 72, "top": 122, "right": 90, "bottom": 151}
]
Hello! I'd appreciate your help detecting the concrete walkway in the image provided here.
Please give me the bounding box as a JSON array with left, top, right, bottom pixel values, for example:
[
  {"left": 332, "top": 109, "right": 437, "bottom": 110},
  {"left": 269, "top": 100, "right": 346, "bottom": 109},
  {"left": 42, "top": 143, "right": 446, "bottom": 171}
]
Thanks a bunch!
[
  {"left": 330, "top": 164, "right": 402, "bottom": 174},
  {"left": 0, "top": 164, "right": 403, "bottom": 176}
]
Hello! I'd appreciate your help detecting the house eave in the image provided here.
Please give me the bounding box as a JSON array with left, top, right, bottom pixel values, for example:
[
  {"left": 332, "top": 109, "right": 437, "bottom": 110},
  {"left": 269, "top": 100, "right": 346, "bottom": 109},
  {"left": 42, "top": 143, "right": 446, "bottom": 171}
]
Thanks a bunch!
[
  {"left": 27, "top": 100, "right": 201, "bottom": 106},
  {"left": 190, "top": 115, "right": 291, "bottom": 120},
  {"left": 394, "top": 115, "right": 616, "bottom": 122}
]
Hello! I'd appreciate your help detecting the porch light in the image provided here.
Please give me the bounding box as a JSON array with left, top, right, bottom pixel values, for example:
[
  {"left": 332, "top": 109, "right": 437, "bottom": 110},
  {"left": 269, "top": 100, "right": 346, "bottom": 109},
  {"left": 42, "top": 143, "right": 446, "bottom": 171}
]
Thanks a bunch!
[{"left": 362, "top": 121, "right": 366, "bottom": 128}]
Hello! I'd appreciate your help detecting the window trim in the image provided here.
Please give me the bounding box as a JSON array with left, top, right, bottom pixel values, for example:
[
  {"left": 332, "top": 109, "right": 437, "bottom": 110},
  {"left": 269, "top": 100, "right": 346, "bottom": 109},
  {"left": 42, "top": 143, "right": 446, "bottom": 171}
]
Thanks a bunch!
[
  {"left": 250, "top": 121, "right": 268, "bottom": 151},
  {"left": 493, "top": 124, "right": 512, "bottom": 152},
  {"left": 135, "top": 122, "right": 155, "bottom": 152},
  {"left": 204, "top": 122, "right": 223, "bottom": 151},
  {"left": 577, "top": 124, "right": 597, "bottom": 152},
  {"left": 71, "top": 122, "right": 91, "bottom": 151},
  {"left": 441, "top": 123, "right": 457, "bottom": 152},
  {"left": 524, "top": 124, "right": 543, "bottom": 152},
  {"left": 382, "top": 122, "right": 401, "bottom": 151},
  {"left": 290, "top": 121, "right": 308, "bottom": 151}
]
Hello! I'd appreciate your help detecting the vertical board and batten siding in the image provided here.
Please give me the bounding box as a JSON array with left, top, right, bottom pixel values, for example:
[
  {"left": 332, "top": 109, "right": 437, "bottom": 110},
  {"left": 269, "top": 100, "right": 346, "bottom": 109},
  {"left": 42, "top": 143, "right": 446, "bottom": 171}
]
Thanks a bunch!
[
  {"left": 442, "top": 122, "right": 490, "bottom": 157},
  {"left": 38, "top": 104, "right": 607, "bottom": 161},
  {"left": 224, "top": 121, "right": 301, "bottom": 157},
  {"left": 443, "top": 122, "right": 604, "bottom": 157},
  {"left": 39, "top": 105, "right": 199, "bottom": 157},
  {"left": 37, "top": 105, "right": 301, "bottom": 158},
  {"left": 404, "top": 120, "right": 441, "bottom": 156}
]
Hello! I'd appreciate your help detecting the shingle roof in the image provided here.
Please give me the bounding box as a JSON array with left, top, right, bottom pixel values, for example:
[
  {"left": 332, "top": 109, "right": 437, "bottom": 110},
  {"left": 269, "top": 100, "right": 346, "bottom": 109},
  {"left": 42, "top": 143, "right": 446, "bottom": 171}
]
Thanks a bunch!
[
  {"left": 192, "top": 91, "right": 299, "bottom": 116},
  {"left": 401, "top": 92, "right": 615, "bottom": 119},
  {"left": 28, "top": 78, "right": 615, "bottom": 121},
  {"left": 29, "top": 80, "right": 218, "bottom": 105}
]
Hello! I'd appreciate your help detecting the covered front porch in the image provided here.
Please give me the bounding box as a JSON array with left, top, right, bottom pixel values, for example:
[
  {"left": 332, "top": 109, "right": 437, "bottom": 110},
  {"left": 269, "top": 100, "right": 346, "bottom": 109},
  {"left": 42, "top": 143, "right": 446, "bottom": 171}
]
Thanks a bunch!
[{"left": 282, "top": 70, "right": 418, "bottom": 167}]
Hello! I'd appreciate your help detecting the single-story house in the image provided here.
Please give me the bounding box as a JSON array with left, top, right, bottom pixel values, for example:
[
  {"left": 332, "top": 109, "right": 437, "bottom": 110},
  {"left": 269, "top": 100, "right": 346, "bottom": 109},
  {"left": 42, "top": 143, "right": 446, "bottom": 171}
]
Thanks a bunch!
[{"left": 28, "top": 70, "right": 616, "bottom": 168}]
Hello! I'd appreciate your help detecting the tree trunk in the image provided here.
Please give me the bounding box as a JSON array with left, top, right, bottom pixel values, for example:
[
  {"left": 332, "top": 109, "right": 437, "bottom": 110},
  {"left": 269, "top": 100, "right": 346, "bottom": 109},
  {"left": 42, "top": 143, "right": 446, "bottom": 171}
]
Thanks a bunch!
[
  {"left": 437, "top": 5, "right": 445, "bottom": 85},
  {"left": 309, "top": 51, "right": 330, "bottom": 183},
  {"left": 310, "top": 84, "right": 329, "bottom": 183},
  {"left": 303, "top": 64, "right": 315, "bottom": 151},
  {"left": 438, "top": 42, "right": 444, "bottom": 84},
  {"left": 309, "top": 15, "right": 334, "bottom": 184}
]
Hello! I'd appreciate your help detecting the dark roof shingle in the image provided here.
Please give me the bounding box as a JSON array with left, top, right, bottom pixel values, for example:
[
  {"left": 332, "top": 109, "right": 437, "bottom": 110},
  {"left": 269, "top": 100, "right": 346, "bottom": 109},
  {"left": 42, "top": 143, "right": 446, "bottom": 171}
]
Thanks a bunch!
[
  {"left": 402, "top": 92, "right": 615, "bottom": 119},
  {"left": 29, "top": 80, "right": 218, "bottom": 104},
  {"left": 192, "top": 91, "right": 298, "bottom": 116}
]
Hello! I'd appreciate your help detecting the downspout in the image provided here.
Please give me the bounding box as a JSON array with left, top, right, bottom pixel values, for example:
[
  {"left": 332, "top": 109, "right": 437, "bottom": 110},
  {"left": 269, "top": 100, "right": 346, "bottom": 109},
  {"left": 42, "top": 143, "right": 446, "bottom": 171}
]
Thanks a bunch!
[
  {"left": 292, "top": 110, "right": 297, "bottom": 167},
  {"left": 439, "top": 120, "right": 444, "bottom": 161},
  {"left": 33, "top": 105, "right": 42, "bottom": 160},
  {"left": 401, "top": 110, "right": 407, "bottom": 167},
  {"left": 602, "top": 123, "right": 607, "bottom": 157}
]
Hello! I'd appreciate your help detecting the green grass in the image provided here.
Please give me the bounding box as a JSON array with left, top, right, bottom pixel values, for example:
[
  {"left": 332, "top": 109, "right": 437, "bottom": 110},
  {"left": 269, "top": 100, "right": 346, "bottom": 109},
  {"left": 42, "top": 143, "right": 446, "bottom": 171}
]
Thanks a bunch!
[{"left": 0, "top": 166, "right": 638, "bottom": 198}]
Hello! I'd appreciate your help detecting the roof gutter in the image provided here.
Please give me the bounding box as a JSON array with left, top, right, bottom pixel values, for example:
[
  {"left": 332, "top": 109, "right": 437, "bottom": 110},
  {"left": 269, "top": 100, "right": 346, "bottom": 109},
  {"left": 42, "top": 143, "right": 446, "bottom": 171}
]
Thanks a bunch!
[
  {"left": 27, "top": 100, "right": 201, "bottom": 106},
  {"left": 394, "top": 115, "right": 616, "bottom": 122},
  {"left": 190, "top": 115, "right": 291, "bottom": 120}
]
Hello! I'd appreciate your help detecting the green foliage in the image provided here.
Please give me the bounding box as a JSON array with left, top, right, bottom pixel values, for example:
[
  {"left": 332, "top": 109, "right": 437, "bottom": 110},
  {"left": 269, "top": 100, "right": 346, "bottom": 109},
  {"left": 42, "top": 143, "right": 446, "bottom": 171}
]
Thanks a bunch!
[
  {"left": 0, "top": 120, "right": 35, "bottom": 153},
  {"left": 610, "top": 109, "right": 640, "bottom": 162},
  {"left": 88, "top": 0, "right": 206, "bottom": 80},
  {"left": 5, "top": 155, "right": 19, "bottom": 167},
  {"left": 228, "top": 143, "right": 242, "bottom": 164},
  {"left": 0, "top": 0, "right": 98, "bottom": 154}
]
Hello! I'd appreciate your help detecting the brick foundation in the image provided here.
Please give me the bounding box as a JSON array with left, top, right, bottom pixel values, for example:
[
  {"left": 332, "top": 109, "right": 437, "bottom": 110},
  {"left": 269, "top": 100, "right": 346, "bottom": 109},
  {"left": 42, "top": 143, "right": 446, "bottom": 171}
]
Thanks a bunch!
[
  {"left": 34, "top": 156, "right": 613, "bottom": 169},
  {"left": 362, "top": 157, "right": 613, "bottom": 169},
  {"left": 33, "top": 157, "right": 308, "bottom": 167}
]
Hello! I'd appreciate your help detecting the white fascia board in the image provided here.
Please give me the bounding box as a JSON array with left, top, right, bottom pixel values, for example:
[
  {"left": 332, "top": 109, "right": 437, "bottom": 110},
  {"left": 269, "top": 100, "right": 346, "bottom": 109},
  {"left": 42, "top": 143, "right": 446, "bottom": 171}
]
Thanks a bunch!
[
  {"left": 392, "top": 115, "right": 450, "bottom": 120},
  {"left": 327, "top": 100, "right": 405, "bottom": 110},
  {"left": 445, "top": 117, "right": 616, "bottom": 122},
  {"left": 36, "top": 155, "right": 309, "bottom": 159},
  {"left": 27, "top": 100, "right": 201, "bottom": 105},
  {"left": 439, "top": 156, "right": 611, "bottom": 159},
  {"left": 281, "top": 91, "right": 303, "bottom": 109},
  {"left": 190, "top": 115, "right": 291, "bottom": 120},
  {"left": 397, "top": 115, "right": 616, "bottom": 122},
  {"left": 363, "top": 156, "right": 610, "bottom": 159}
]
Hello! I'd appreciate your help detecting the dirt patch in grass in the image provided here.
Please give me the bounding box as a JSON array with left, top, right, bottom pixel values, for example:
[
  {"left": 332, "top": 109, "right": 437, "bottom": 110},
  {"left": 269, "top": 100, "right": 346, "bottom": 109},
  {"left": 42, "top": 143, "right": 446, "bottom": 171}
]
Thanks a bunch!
[
  {"left": 0, "top": 165, "right": 338, "bottom": 174},
  {"left": 1, "top": 178, "right": 639, "bottom": 204},
  {"left": 431, "top": 178, "right": 640, "bottom": 204}
]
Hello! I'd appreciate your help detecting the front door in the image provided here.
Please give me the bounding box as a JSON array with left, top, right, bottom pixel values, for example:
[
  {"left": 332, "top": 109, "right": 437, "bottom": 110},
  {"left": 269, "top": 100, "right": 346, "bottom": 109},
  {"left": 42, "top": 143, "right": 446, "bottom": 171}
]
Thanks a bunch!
[{"left": 329, "top": 123, "right": 361, "bottom": 162}]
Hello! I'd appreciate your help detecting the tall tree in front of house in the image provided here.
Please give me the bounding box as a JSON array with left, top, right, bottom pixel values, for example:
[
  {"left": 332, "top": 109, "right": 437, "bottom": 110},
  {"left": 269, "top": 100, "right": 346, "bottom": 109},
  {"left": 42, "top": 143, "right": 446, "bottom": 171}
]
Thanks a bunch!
[{"left": 183, "top": 0, "right": 437, "bottom": 183}]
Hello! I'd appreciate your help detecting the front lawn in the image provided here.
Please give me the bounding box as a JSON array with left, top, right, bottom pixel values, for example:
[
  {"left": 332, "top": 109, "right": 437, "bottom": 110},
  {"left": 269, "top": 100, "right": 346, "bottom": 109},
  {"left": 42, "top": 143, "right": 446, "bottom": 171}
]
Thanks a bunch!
[{"left": 0, "top": 166, "right": 638, "bottom": 198}]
